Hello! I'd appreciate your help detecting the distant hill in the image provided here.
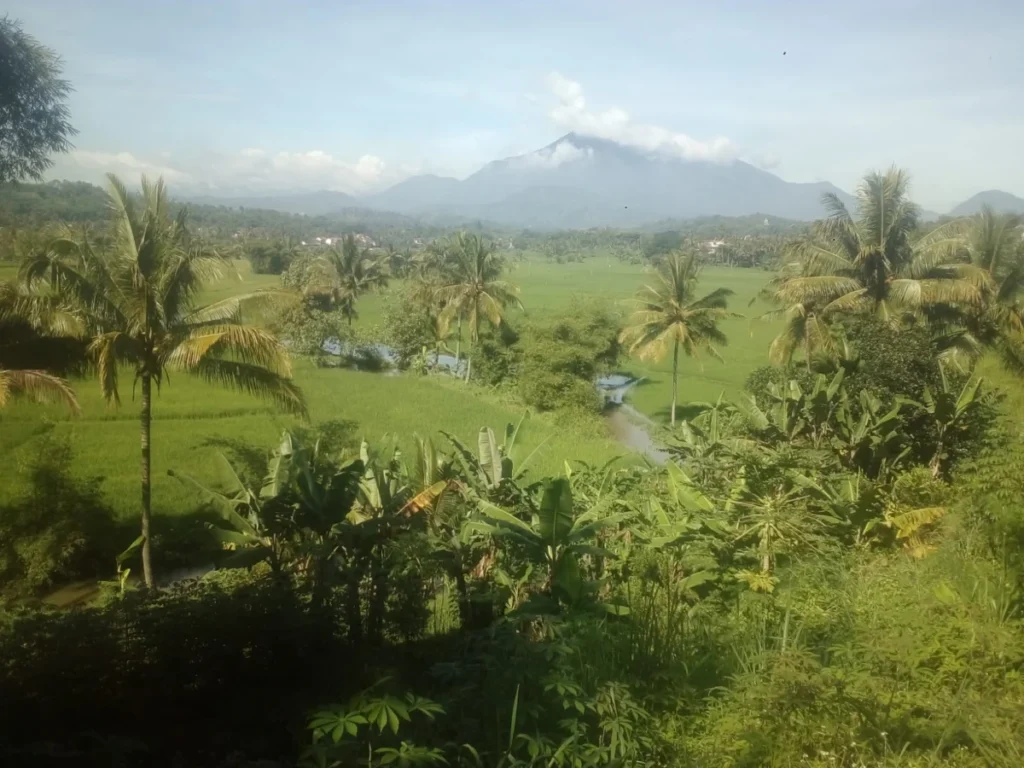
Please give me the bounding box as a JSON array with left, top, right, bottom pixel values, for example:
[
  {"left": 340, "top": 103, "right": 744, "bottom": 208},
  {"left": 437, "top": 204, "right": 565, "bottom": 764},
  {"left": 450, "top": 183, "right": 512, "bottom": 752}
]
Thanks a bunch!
[
  {"left": 0, "top": 181, "right": 439, "bottom": 243},
  {"left": 365, "top": 174, "right": 462, "bottom": 211},
  {"left": 0, "top": 180, "right": 108, "bottom": 227},
  {"left": 361, "top": 133, "right": 857, "bottom": 228},
  {"left": 950, "top": 190, "right": 1024, "bottom": 216},
  {"left": 185, "top": 190, "right": 357, "bottom": 216}
]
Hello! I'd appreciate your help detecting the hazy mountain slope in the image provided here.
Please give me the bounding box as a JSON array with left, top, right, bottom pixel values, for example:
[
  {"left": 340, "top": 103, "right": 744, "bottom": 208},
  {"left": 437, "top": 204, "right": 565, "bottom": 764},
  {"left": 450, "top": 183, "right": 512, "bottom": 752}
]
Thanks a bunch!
[
  {"left": 186, "top": 190, "right": 357, "bottom": 215},
  {"left": 365, "top": 133, "right": 856, "bottom": 227},
  {"left": 365, "top": 174, "right": 462, "bottom": 211},
  {"left": 950, "top": 190, "right": 1024, "bottom": 216}
]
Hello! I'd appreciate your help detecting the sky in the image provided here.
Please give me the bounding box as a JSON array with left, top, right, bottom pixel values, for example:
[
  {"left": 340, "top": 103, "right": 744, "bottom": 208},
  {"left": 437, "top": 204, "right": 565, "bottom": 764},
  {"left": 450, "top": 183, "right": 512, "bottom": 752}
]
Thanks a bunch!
[{"left": 12, "top": 0, "right": 1024, "bottom": 211}]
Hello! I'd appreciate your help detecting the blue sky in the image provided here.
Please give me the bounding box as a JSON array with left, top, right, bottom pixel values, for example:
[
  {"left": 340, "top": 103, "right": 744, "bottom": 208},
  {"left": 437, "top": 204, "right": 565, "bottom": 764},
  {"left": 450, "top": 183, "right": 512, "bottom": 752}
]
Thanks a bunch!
[{"left": 13, "top": 0, "right": 1024, "bottom": 210}]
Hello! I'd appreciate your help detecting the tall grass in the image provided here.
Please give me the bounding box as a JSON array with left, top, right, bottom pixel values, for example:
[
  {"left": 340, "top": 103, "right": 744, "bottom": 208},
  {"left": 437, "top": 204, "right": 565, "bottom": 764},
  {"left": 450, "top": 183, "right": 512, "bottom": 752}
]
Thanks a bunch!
[{"left": 0, "top": 361, "right": 625, "bottom": 522}]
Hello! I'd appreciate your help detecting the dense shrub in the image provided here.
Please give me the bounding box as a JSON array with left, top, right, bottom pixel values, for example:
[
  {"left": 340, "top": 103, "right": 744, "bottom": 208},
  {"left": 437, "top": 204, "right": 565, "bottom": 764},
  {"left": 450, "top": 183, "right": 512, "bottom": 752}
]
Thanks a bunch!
[
  {"left": 839, "top": 316, "right": 942, "bottom": 407},
  {"left": 0, "top": 571, "right": 337, "bottom": 763},
  {"left": 380, "top": 288, "right": 453, "bottom": 372},
  {"left": 0, "top": 438, "right": 119, "bottom": 595},
  {"left": 269, "top": 300, "right": 348, "bottom": 363},
  {"left": 245, "top": 239, "right": 296, "bottom": 274},
  {"left": 517, "top": 303, "right": 621, "bottom": 412},
  {"left": 471, "top": 321, "right": 521, "bottom": 386}
]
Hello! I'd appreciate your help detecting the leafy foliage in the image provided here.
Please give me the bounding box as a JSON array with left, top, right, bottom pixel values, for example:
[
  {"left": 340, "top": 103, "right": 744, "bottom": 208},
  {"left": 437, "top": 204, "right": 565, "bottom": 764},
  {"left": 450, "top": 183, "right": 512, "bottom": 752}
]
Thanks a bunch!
[
  {"left": 0, "top": 16, "right": 76, "bottom": 182},
  {"left": 517, "top": 303, "right": 621, "bottom": 412}
]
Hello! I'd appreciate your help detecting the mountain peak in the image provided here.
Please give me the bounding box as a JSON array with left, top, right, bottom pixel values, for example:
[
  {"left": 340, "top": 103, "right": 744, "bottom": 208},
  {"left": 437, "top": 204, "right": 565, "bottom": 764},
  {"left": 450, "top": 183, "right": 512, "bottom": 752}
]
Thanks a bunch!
[{"left": 950, "top": 189, "right": 1024, "bottom": 216}]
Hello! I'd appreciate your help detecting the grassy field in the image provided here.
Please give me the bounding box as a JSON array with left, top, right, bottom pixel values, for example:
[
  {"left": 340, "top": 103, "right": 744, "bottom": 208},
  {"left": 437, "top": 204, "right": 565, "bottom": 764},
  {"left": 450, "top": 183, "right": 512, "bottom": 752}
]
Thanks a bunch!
[
  {"left": 0, "top": 360, "right": 627, "bottom": 523},
  {"left": 0, "top": 255, "right": 774, "bottom": 534},
  {"left": 5, "top": 252, "right": 1024, "bottom": 550},
  {"left": 357, "top": 258, "right": 780, "bottom": 421}
]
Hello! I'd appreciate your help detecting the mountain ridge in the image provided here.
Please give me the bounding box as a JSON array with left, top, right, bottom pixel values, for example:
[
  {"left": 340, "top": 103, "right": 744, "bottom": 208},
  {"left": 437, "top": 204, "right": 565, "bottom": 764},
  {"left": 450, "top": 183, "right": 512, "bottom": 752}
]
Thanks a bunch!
[
  {"left": 950, "top": 190, "right": 1024, "bottom": 216},
  {"left": 171, "top": 135, "right": 1023, "bottom": 229}
]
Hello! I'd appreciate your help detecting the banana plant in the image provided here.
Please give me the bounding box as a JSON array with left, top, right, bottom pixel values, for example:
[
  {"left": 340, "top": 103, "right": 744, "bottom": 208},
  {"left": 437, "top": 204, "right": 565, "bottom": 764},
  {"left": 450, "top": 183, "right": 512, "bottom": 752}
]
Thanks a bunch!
[
  {"left": 669, "top": 394, "right": 759, "bottom": 481},
  {"left": 168, "top": 450, "right": 298, "bottom": 579},
  {"left": 791, "top": 471, "right": 880, "bottom": 542},
  {"left": 743, "top": 370, "right": 846, "bottom": 448},
  {"left": 348, "top": 438, "right": 451, "bottom": 643},
  {"left": 831, "top": 389, "right": 909, "bottom": 479},
  {"left": 473, "top": 477, "right": 633, "bottom": 612},
  {"left": 803, "top": 369, "right": 846, "bottom": 445},
  {"left": 442, "top": 413, "right": 548, "bottom": 501},
  {"left": 902, "top": 372, "right": 985, "bottom": 478},
  {"left": 640, "top": 463, "right": 732, "bottom": 550}
]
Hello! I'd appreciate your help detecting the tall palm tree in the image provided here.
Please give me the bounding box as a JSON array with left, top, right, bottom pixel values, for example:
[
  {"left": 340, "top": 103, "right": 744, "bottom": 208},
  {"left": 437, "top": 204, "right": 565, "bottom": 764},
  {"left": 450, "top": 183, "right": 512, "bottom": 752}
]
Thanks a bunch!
[
  {"left": 307, "top": 234, "right": 387, "bottom": 325},
  {"left": 938, "top": 205, "right": 1024, "bottom": 372},
  {"left": 770, "top": 168, "right": 979, "bottom": 329},
  {"left": 436, "top": 232, "right": 521, "bottom": 382},
  {"left": 21, "top": 174, "right": 307, "bottom": 587},
  {"left": 619, "top": 251, "right": 737, "bottom": 426}
]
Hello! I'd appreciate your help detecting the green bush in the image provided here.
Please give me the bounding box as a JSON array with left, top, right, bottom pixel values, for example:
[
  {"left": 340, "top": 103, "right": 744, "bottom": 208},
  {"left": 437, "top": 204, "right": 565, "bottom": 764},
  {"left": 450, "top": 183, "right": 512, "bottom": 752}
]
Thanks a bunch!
[
  {"left": 517, "top": 302, "right": 621, "bottom": 412},
  {"left": 840, "top": 317, "right": 942, "bottom": 407},
  {"left": 0, "top": 438, "right": 119, "bottom": 595},
  {"left": 245, "top": 239, "right": 296, "bottom": 274},
  {"left": 470, "top": 321, "right": 521, "bottom": 386},
  {"left": 0, "top": 571, "right": 336, "bottom": 762}
]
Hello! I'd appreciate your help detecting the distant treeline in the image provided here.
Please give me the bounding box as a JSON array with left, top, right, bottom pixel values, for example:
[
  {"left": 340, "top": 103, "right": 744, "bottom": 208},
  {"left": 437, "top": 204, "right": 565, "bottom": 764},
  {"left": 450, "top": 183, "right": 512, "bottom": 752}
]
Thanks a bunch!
[{"left": 0, "top": 180, "right": 451, "bottom": 247}]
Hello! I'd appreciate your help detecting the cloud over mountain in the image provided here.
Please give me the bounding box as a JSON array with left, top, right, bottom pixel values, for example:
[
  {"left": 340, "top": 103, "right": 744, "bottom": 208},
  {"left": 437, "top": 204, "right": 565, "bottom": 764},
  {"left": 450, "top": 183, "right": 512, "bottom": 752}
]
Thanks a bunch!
[{"left": 545, "top": 72, "right": 737, "bottom": 163}]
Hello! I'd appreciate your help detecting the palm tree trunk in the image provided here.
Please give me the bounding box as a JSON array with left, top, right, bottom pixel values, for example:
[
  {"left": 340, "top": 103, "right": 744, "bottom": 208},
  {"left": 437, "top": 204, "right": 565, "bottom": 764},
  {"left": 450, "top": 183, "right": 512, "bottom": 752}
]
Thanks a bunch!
[
  {"left": 454, "top": 566, "right": 471, "bottom": 629},
  {"left": 465, "top": 355, "right": 472, "bottom": 383},
  {"left": 368, "top": 551, "right": 388, "bottom": 645},
  {"left": 454, "top": 315, "right": 462, "bottom": 372},
  {"left": 140, "top": 372, "right": 154, "bottom": 588},
  {"left": 345, "top": 565, "right": 363, "bottom": 644},
  {"left": 671, "top": 340, "right": 679, "bottom": 427}
]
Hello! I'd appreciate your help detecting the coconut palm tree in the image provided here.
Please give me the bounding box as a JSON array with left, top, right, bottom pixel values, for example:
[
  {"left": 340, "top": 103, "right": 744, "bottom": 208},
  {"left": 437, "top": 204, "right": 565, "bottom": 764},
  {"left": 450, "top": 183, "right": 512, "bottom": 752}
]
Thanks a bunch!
[
  {"left": 21, "top": 174, "right": 306, "bottom": 587},
  {"left": 435, "top": 232, "right": 521, "bottom": 382},
  {"left": 770, "top": 168, "right": 979, "bottom": 328},
  {"left": 936, "top": 206, "right": 1024, "bottom": 372},
  {"left": 619, "top": 251, "right": 737, "bottom": 426},
  {"left": 307, "top": 234, "right": 387, "bottom": 325},
  {"left": 756, "top": 295, "right": 836, "bottom": 369}
]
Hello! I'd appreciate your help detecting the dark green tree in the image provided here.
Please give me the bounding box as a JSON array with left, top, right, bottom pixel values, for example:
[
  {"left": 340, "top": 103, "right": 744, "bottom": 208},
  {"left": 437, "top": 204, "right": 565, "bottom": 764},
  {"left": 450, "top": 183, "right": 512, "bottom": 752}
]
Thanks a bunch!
[{"left": 0, "top": 16, "right": 76, "bottom": 182}]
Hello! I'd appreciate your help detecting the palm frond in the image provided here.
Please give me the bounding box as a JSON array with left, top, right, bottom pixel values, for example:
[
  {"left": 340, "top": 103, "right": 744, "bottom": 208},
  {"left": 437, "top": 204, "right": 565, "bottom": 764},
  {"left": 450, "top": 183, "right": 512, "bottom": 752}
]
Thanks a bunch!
[
  {"left": 689, "top": 286, "right": 735, "bottom": 310},
  {"left": 888, "top": 278, "right": 982, "bottom": 309},
  {"left": 774, "top": 276, "right": 862, "bottom": 306},
  {"left": 166, "top": 325, "right": 293, "bottom": 376},
  {"left": 190, "top": 358, "right": 307, "bottom": 417},
  {"left": 88, "top": 331, "right": 143, "bottom": 406},
  {"left": 181, "top": 290, "right": 296, "bottom": 326},
  {"left": 160, "top": 247, "right": 228, "bottom": 323},
  {"left": 0, "top": 368, "right": 80, "bottom": 414}
]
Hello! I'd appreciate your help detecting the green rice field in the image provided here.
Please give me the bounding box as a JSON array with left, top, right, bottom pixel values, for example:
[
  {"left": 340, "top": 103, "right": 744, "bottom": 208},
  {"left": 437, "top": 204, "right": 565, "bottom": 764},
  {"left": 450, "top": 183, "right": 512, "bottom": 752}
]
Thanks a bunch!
[
  {"left": 6, "top": 253, "right": 1019, "bottom": 533},
  {"left": 0, "top": 256, "right": 775, "bottom": 526}
]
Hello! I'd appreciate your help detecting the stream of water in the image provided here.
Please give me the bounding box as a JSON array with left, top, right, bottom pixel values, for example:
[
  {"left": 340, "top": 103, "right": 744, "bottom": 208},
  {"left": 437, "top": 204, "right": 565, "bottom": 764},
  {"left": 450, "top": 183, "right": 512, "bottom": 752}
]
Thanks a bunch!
[
  {"left": 324, "top": 340, "right": 667, "bottom": 464},
  {"left": 596, "top": 375, "right": 670, "bottom": 465}
]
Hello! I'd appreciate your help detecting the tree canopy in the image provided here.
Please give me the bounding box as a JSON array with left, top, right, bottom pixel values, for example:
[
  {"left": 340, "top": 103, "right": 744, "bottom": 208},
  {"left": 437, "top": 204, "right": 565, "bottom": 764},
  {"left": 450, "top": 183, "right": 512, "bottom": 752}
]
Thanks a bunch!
[{"left": 0, "top": 16, "right": 75, "bottom": 183}]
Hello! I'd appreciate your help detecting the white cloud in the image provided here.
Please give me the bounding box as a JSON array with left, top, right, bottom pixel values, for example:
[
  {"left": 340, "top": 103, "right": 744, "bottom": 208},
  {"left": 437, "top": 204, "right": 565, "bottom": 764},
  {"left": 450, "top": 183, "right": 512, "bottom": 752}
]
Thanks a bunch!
[
  {"left": 516, "top": 141, "right": 593, "bottom": 170},
  {"left": 545, "top": 72, "right": 738, "bottom": 162},
  {"left": 748, "top": 151, "right": 781, "bottom": 170},
  {"left": 53, "top": 148, "right": 397, "bottom": 195},
  {"left": 66, "top": 150, "right": 191, "bottom": 183}
]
